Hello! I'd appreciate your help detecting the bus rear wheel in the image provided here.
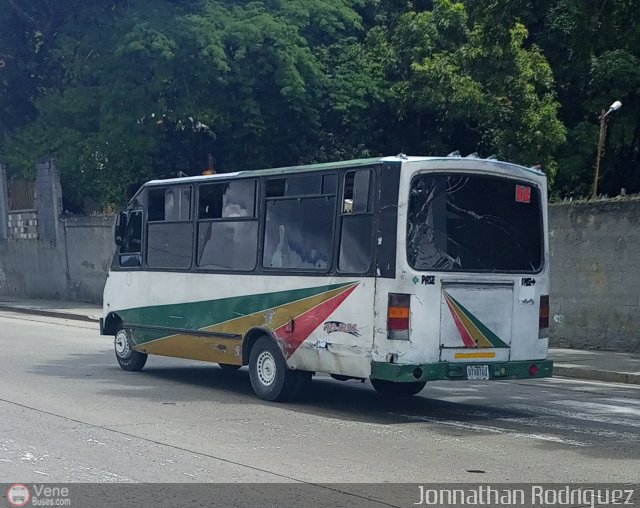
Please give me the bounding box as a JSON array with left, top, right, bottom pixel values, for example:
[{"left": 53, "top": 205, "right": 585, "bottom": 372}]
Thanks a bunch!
[
  {"left": 248, "top": 336, "right": 310, "bottom": 402},
  {"left": 114, "top": 328, "right": 147, "bottom": 372},
  {"left": 370, "top": 379, "right": 426, "bottom": 397}
]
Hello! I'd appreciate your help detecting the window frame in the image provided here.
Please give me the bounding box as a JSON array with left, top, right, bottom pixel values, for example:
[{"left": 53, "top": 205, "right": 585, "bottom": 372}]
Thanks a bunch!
[
  {"left": 341, "top": 169, "right": 372, "bottom": 215},
  {"left": 337, "top": 169, "right": 375, "bottom": 274},
  {"left": 144, "top": 183, "right": 195, "bottom": 271},
  {"left": 146, "top": 185, "right": 193, "bottom": 223},
  {"left": 261, "top": 171, "right": 338, "bottom": 274},
  {"left": 195, "top": 179, "right": 259, "bottom": 272},
  {"left": 405, "top": 171, "right": 545, "bottom": 274},
  {"left": 118, "top": 209, "right": 144, "bottom": 269},
  {"left": 110, "top": 161, "right": 391, "bottom": 277}
]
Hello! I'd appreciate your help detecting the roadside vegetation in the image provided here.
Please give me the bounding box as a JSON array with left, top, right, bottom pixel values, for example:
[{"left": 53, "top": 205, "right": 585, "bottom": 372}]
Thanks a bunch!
[{"left": 1, "top": 0, "right": 638, "bottom": 210}]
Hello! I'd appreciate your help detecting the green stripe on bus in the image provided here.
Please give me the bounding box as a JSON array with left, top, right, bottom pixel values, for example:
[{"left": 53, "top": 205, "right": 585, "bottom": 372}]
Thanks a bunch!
[{"left": 117, "top": 282, "right": 355, "bottom": 342}]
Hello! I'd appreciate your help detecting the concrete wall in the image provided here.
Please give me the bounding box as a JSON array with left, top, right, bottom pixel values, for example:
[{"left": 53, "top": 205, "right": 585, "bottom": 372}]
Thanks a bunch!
[
  {"left": 549, "top": 198, "right": 640, "bottom": 352},
  {"left": 0, "top": 236, "right": 70, "bottom": 300},
  {"left": 0, "top": 164, "right": 8, "bottom": 240},
  {"left": 1, "top": 158, "right": 640, "bottom": 350},
  {"left": 0, "top": 158, "right": 115, "bottom": 304},
  {"left": 63, "top": 216, "right": 115, "bottom": 302},
  {"left": 0, "top": 216, "right": 115, "bottom": 303},
  {"left": 35, "top": 158, "right": 63, "bottom": 243}
]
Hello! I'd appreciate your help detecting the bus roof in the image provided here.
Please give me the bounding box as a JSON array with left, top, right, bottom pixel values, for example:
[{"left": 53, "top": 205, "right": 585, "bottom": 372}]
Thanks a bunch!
[{"left": 144, "top": 155, "right": 544, "bottom": 186}]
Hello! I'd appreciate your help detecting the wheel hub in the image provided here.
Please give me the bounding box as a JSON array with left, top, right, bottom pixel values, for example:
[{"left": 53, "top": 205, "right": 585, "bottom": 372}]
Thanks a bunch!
[
  {"left": 115, "top": 330, "right": 131, "bottom": 358},
  {"left": 256, "top": 351, "right": 276, "bottom": 386}
]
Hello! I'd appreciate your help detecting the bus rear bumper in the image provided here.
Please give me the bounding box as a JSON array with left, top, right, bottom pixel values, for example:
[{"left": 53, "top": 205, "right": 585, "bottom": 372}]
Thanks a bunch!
[{"left": 370, "top": 359, "right": 553, "bottom": 383}]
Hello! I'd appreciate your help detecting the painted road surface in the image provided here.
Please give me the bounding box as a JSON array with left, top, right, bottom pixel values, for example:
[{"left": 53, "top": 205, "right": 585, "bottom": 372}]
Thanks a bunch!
[{"left": 1, "top": 311, "right": 639, "bottom": 495}]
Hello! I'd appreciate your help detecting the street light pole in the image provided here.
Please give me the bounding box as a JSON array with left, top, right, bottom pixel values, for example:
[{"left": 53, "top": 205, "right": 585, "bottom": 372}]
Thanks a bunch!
[{"left": 592, "top": 100, "right": 622, "bottom": 199}]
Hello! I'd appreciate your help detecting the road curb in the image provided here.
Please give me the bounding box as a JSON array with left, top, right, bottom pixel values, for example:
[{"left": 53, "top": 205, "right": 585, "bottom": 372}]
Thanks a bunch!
[
  {"left": 554, "top": 364, "right": 640, "bottom": 385},
  {"left": 0, "top": 304, "right": 99, "bottom": 323}
]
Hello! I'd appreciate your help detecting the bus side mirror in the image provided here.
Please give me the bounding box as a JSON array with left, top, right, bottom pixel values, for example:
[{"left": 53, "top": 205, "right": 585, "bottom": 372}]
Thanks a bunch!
[{"left": 114, "top": 211, "right": 127, "bottom": 247}]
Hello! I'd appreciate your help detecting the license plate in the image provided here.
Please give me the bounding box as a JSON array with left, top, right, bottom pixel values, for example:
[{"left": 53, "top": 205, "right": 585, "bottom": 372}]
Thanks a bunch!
[{"left": 467, "top": 365, "right": 490, "bottom": 380}]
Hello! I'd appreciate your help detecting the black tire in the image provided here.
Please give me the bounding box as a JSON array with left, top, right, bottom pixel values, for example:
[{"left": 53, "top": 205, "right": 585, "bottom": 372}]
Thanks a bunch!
[
  {"left": 114, "top": 328, "right": 147, "bottom": 372},
  {"left": 249, "top": 336, "right": 300, "bottom": 402},
  {"left": 218, "top": 363, "right": 242, "bottom": 371},
  {"left": 290, "top": 370, "right": 313, "bottom": 400},
  {"left": 370, "top": 379, "right": 426, "bottom": 397}
]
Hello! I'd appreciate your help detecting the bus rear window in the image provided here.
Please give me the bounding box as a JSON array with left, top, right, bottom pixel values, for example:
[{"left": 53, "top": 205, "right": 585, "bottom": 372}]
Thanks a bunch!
[{"left": 407, "top": 173, "right": 543, "bottom": 273}]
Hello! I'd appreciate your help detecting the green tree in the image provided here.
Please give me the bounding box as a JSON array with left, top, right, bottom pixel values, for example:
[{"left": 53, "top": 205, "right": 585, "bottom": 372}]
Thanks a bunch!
[
  {"left": 2, "top": 0, "right": 596, "bottom": 208},
  {"left": 465, "top": 0, "right": 640, "bottom": 196},
  {"left": 1, "top": 0, "right": 370, "bottom": 209},
  {"left": 373, "top": 0, "right": 566, "bottom": 176}
]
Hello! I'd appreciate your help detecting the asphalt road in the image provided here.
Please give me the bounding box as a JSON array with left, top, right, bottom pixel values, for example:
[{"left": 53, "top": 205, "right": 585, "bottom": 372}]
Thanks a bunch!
[{"left": 1, "top": 311, "right": 639, "bottom": 503}]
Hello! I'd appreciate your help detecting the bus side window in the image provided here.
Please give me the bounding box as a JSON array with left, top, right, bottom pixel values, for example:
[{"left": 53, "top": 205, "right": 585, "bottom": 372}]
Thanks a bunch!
[
  {"left": 339, "top": 170, "right": 373, "bottom": 273},
  {"left": 119, "top": 210, "right": 143, "bottom": 268},
  {"left": 147, "top": 186, "right": 193, "bottom": 269},
  {"left": 148, "top": 186, "right": 191, "bottom": 222},
  {"left": 263, "top": 173, "right": 336, "bottom": 271},
  {"left": 343, "top": 170, "right": 370, "bottom": 214},
  {"left": 148, "top": 189, "right": 165, "bottom": 221},
  {"left": 197, "top": 180, "right": 258, "bottom": 271}
]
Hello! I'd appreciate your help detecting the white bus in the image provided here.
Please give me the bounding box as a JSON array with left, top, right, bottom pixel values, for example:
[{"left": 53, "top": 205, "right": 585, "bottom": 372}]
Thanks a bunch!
[{"left": 101, "top": 155, "right": 552, "bottom": 401}]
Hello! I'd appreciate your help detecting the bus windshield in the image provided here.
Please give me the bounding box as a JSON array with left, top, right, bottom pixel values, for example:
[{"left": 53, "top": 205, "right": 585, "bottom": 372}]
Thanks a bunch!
[{"left": 407, "top": 173, "right": 543, "bottom": 273}]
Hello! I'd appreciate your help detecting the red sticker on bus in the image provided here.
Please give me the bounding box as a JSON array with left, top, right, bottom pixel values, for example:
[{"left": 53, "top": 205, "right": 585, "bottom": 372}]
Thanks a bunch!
[{"left": 515, "top": 185, "right": 531, "bottom": 203}]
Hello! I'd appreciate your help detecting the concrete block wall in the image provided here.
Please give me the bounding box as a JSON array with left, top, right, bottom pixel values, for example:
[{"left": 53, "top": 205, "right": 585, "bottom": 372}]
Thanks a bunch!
[
  {"left": 549, "top": 198, "right": 640, "bottom": 352},
  {"left": 7, "top": 210, "right": 38, "bottom": 240}
]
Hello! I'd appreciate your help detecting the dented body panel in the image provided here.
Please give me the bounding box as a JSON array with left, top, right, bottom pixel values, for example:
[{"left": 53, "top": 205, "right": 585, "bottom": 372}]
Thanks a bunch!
[{"left": 104, "top": 272, "right": 375, "bottom": 377}]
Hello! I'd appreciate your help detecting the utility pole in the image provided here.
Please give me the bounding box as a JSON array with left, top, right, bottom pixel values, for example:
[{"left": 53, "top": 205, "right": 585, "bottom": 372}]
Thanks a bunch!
[{"left": 592, "top": 100, "right": 622, "bottom": 199}]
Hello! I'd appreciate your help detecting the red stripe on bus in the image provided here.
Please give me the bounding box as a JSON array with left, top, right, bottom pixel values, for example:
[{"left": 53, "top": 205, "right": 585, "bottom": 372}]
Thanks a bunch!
[{"left": 274, "top": 284, "right": 358, "bottom": 358}]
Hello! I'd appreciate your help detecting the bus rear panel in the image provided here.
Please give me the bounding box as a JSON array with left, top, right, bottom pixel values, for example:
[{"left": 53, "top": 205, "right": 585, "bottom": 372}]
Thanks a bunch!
[{"left": 370, "top": 158, "right": 552, "bottom": 384}]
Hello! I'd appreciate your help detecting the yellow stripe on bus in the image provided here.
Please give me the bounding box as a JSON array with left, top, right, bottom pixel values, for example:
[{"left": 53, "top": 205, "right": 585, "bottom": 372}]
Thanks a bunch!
[
  {"left": 136, "top": 283, "right": 359, "bottom": 363},
  {"left": 454, "top": 352, "right": 496, "bottom": 359}
]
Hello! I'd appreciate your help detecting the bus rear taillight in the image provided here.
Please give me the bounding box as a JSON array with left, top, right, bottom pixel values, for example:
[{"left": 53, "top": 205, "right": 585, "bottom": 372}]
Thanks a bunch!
[
  {"left": 539, "top": 295, "right": 549, "bottom": 338},
  {"left": 388, "top": 294, "right": 410, "bottom": 340}
]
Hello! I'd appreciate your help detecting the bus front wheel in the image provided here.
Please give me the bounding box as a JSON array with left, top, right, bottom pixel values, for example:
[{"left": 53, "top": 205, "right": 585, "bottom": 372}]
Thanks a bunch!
[
  {"left": 114, "top": 328, "right": 147, "bottom": 372},
  {"left": 370, "top": 379, "right": 426, "bottom": 397},
  {"left": 249, "top": 336, "right": 309, "bottom": 402}
]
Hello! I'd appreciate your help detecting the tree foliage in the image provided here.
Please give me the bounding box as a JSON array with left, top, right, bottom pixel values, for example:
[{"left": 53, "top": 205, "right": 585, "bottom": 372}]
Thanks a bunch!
[
  {"left": 0, "top": 0, "right": 637, "bottom": 209},
  {"left": 465, "top": 0, "right": 640, "bottom": 197},
  {"left": 373, "top": 0, "right": 565, "bottom": 176}
]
